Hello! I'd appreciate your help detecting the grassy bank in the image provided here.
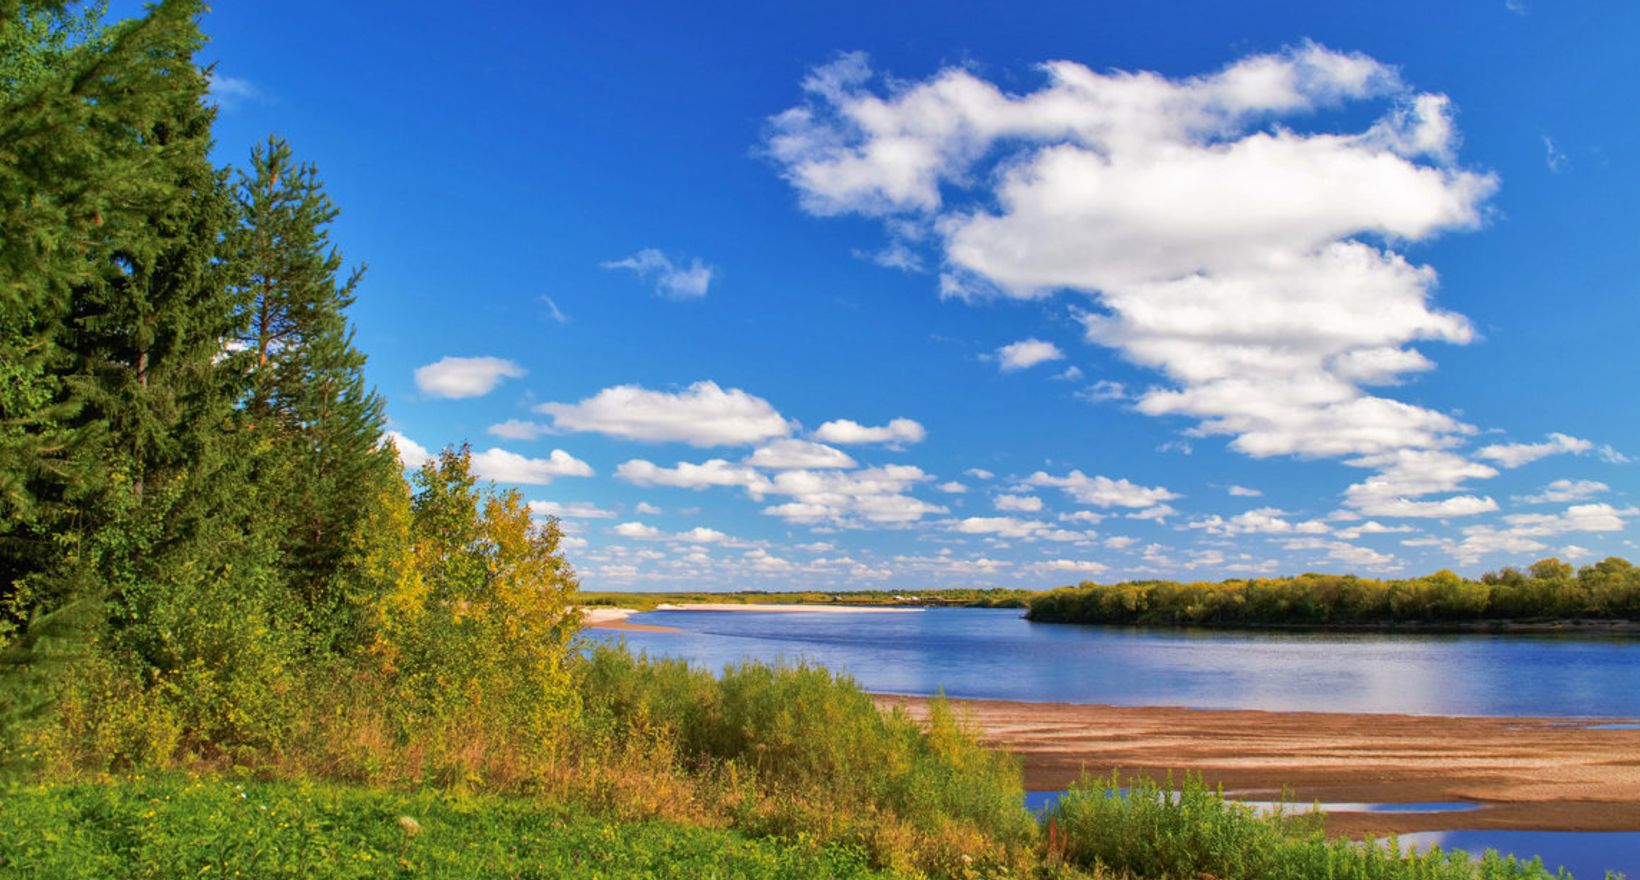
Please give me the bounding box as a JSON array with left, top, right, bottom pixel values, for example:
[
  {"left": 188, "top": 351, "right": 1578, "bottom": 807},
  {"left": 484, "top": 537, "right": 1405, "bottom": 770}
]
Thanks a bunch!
[
  {"left": 0, "top": 775, "right": 890, "bottom": 879},
  {"left": 2, "top": 772, "right": 1603, "bottom": 879}
]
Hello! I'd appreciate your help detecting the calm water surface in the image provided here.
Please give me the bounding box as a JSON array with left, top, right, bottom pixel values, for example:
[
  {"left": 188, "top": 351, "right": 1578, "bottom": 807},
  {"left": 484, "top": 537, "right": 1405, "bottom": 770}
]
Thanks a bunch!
[{"left": 592, "top": 607, "right": 1640, "bottom": 717}]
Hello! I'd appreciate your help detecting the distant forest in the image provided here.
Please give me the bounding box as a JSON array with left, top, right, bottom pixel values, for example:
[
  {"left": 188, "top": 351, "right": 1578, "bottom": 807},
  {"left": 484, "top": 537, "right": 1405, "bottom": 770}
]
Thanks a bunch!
[{"left": 1024, "top": 557, "right": 1640, "bottom": 627}]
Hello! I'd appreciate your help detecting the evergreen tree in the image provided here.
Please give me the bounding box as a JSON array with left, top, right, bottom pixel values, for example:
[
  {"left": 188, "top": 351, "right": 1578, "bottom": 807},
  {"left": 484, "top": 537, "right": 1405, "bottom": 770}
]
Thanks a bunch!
[
  {"left": 225, "top": 137, "right": 397, "bottom": 650},
  {"left": 0, "top": 0, "right": 238, "bottom": 764}
]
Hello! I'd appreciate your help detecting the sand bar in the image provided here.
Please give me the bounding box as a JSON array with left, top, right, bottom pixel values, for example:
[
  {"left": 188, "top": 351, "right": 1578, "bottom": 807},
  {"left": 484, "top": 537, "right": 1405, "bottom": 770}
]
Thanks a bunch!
[
  {"left": 653, "top": 602, "right": 924, "bottom": 613},
  {"left": 579, "top": 607, "right": 681, "bottom": 633},
  {"left": 882, "top": 695, "right": 1640, "bottom": 836}
]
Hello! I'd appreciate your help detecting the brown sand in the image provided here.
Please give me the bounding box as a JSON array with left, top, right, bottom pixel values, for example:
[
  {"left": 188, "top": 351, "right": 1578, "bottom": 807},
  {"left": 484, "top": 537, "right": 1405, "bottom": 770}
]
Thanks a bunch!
[{"left": 881, "top": 695, "right": 1640, "bottom": 836}]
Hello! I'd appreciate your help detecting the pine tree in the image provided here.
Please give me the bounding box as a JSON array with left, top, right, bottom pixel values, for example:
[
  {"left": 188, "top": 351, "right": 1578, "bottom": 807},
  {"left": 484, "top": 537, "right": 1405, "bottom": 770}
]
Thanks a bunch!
[{"left": 225, "top": 137, "right": 397, "bottom": 650}]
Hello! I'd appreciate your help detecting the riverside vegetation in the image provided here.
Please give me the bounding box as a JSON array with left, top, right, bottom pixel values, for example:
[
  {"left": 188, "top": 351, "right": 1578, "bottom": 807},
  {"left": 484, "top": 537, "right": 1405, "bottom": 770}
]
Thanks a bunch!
[
  {"left": 1025, "top": 559, "right": 1640, "bottom": 628},
  {"left": 0, "top": 3, "right": 1619, "bottom": 877}
]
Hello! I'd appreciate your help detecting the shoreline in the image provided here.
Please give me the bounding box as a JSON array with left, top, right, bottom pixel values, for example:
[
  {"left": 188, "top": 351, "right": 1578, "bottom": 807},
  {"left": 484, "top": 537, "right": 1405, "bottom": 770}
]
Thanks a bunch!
[
  {"left": 881, "top": 695, "right": 1640, "bottom": 837},
  {"left": 580, "top": 602, "right": 923, "bottom": 632}
]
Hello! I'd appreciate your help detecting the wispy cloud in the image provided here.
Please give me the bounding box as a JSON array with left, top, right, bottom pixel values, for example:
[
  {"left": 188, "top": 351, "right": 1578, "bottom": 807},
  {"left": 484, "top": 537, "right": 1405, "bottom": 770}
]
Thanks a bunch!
[{"left": 602, "top": 248, "right": 714, "bottom": 299}]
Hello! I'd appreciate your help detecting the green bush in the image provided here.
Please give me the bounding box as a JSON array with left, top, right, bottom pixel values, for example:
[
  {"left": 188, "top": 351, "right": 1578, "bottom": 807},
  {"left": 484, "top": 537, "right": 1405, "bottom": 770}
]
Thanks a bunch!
[{"left": 1048, "top": 773, "right": 1579, "bottom": 880}]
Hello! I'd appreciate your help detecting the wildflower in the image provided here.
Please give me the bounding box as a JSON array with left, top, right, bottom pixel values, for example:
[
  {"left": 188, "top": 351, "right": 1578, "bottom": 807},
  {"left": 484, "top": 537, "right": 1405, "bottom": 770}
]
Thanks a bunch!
[{"left": 398, "top": 815, "right": 422, "bottom": 836}]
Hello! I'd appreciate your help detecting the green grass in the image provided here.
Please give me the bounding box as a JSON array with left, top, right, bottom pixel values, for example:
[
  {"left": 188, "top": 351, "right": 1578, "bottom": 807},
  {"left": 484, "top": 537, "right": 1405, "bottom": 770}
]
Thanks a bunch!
[{"left": 0, "top": 776, "right": 894, "bottom": 879}]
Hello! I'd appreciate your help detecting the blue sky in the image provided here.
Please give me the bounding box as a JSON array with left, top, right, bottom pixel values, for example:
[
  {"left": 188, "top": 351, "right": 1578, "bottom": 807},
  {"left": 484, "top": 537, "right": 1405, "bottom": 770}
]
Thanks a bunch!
[{"left": 175, "top": 0, "right": 1636, "bottom": 590}]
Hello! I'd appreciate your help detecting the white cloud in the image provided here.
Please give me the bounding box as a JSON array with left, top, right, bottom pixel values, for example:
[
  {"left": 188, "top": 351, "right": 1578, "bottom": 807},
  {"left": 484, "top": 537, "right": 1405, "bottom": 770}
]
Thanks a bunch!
[
  {"left": 414, "top": 356, "right": 526, "bottom": 399},
  {"left": 1476, "top": 432, "right": 1592, "bottom": 468},
  {"left": 470, "top": 447, "right": 594, "bottom": 485},
  {"left": 769, "top": 44, "right": 1497, "bottom": 481},
  {"left": 635, "top": 501, "right": 663, "bottom": 515},
  {"left": 952, "top": 517, "right": 1067, "bottom": 540},
  {"left": 935, "top": 481, "right": 968, "bottom": 494},
  {"left": 540, "top": 295, "right": 570, "bottom": 324},
  {"left": 1054, "top": 366, "right": 1085, "bottom": 382},
  {"left": 1077, "top": 380, "right": 1128, "bottom": 403},
  {"left": 1027, "top": 469, "right": 1180, "bottom": 508},
  {"left": 761, "top": 465, "right": 946, "bottom": 526},
  {"left": 528, "top": 500, "right": 617, "bottom": 519},
  {"left": 965, "top": 468, "right": 995, "bottom": 480},
  {"left": 745, "top": 438, "right": 857, "bottom": 470},
  {"left": 612, "top": 521, "right": 663, "bottom": 539},
  {"left": 1332, "top": 520, "right": 1416, "bottom": 540},
  {"left": 1189, "top": 507, "right": 1330, "bottom": 536},
  {"left": 487, "top": 418, "right": 553, "bottom": 441},
  {"left": 1542, "top": 135, "right": 1566, "bottom": 173},
  {"left": 539, "top": 381, "right": 791, "bottom": 446},
  {"left": 385, "top": 431, "right": 431, "bottom": 469},
  {"left": 996, "top": 338, "right": 1064, "bottom": 371},
  {"left": 1104, "top": 536, "right": 1139, "bottom": 549},
  {"left": 1516, "top": 479, "right": 1610, "bottom": 505},
  {"left": 994, "top": 493, "right": 1044, "bottom": 513},
  {"left": 1228, "top": 485, "right": 1263, "bottom": 497},
  {"left": 207, "top": 72, "right": 259, "bottom": 108},
  {"left": 1034, "top": 559, "right": 1109, "bottom": 575},
  {"left": 1342, "top": 449, "right": 1499, "bottom": 518},
  {"left": 616, "top": 458, "right": 774, "bottom": 496},
  {"left": 813, "top": 417, "right": 927, "bottom": 446},
  {"left": 1503, "top": 503, "right": 1638, "bottom": 537},
  {"left": 602, "top": 248, "right": 714, "bottom": 299}
]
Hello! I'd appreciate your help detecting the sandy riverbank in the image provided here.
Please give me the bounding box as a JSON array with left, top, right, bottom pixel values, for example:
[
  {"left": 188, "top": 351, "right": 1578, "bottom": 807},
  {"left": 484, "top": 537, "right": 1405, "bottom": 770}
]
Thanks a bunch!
[
  {"left": 581, "top": 602, "right": 922, "bottom": 632},
  {"left": 652, "top": 602, "right": 924, "bottom": 614},
  {"left": 881, "top": 695, "right": 1640, "bottom": 837}
]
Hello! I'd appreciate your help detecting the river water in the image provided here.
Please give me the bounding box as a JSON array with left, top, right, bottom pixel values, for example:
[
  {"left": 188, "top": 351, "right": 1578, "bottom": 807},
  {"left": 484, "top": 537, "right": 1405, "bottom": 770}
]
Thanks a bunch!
[{"left": 591, "top": 606, "right": 1640, "bottom": 717}]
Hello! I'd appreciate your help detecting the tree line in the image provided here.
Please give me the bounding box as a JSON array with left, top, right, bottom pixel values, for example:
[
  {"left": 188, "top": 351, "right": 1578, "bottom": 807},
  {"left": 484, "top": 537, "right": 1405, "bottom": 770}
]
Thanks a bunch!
[{"left": 1025, "top": 557, "right": 1640, "bottom": 628}]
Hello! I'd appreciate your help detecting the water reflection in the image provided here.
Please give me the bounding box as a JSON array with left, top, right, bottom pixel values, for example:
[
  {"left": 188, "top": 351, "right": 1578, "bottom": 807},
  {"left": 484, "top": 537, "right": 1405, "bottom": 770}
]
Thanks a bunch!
[{"left": 588, "top": 607, "right": 1640, "bottom": 718}]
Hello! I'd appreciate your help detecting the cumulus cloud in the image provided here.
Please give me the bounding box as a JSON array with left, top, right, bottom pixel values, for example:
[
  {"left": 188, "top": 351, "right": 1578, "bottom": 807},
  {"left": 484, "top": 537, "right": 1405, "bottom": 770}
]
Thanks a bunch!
[
  {"left": 1341, "top": 449, "right": 1499, "bottom": 518},
  {"left": 761, "top": 465, "right": 947, "bottom": 526},
  {"left": 487, "top": 419, "right": 553, "bottom": 441},
  {"left": 1077, "top": 380, "right": 1129, "bottom": 403},
  {"left": 1189, "top": 507, "right": 1330, "bottom": 536},
  {"left": 768, "top": 45, "right": 1500, "bottom": 515},
  {"left": 612, "top": 521, "right": 663, "bottom": 540},
  {"left": 936, "top": 481, "right": 968, "bottom": 494},
  {"left": 539, "top": 381, "right": 792, "bottom": 446},
  {"left": 965, "top": 468, "right": 995, "bottom": 480},
  {"left": 527, "top": 500, "right": 617, "bottom": 519},
  {"left": 1476, "top": 432, "right": 1592, "bottom": 468},
  {"left": 470, "top": 447, "right": 593, "bottom": 485},
  {"left": 951, "top": 517, "right": 1086, "bottom": 542},
  {"left": 1228, "top": 485, "right": 1263, "bottom": 497},
  {"left": 994, "top": 494, "right": 1044, "bottom": 512},
  {"left": 384, "top": 431, "right": 431, "bottom": 469},
  {"left": 745, "top": 438, "right": 857, "bottom": 470},
  {"left": 602, "top": 248, "right": 715, "bottom": 299},
  {"left": 1027, "top": 469, "right": 1180, "bottom": 508},
  {"left": 813, "top": 417, "right": 927, "bottom": 446},
  {"left": 1516, "top": 479, "right": 1610, "bottom": 505},
  {"left": 616, "top": 458, "right": 774, "bottom": 496},
  {"left": 1034, "top": 559, "right": 1109, "bottom": 574},
  {"left": 995, "top": 338, "right": 1064, "bottom": 371},
  {"left": 414, "top": 356, "right": 526, "bottom": 399}
]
